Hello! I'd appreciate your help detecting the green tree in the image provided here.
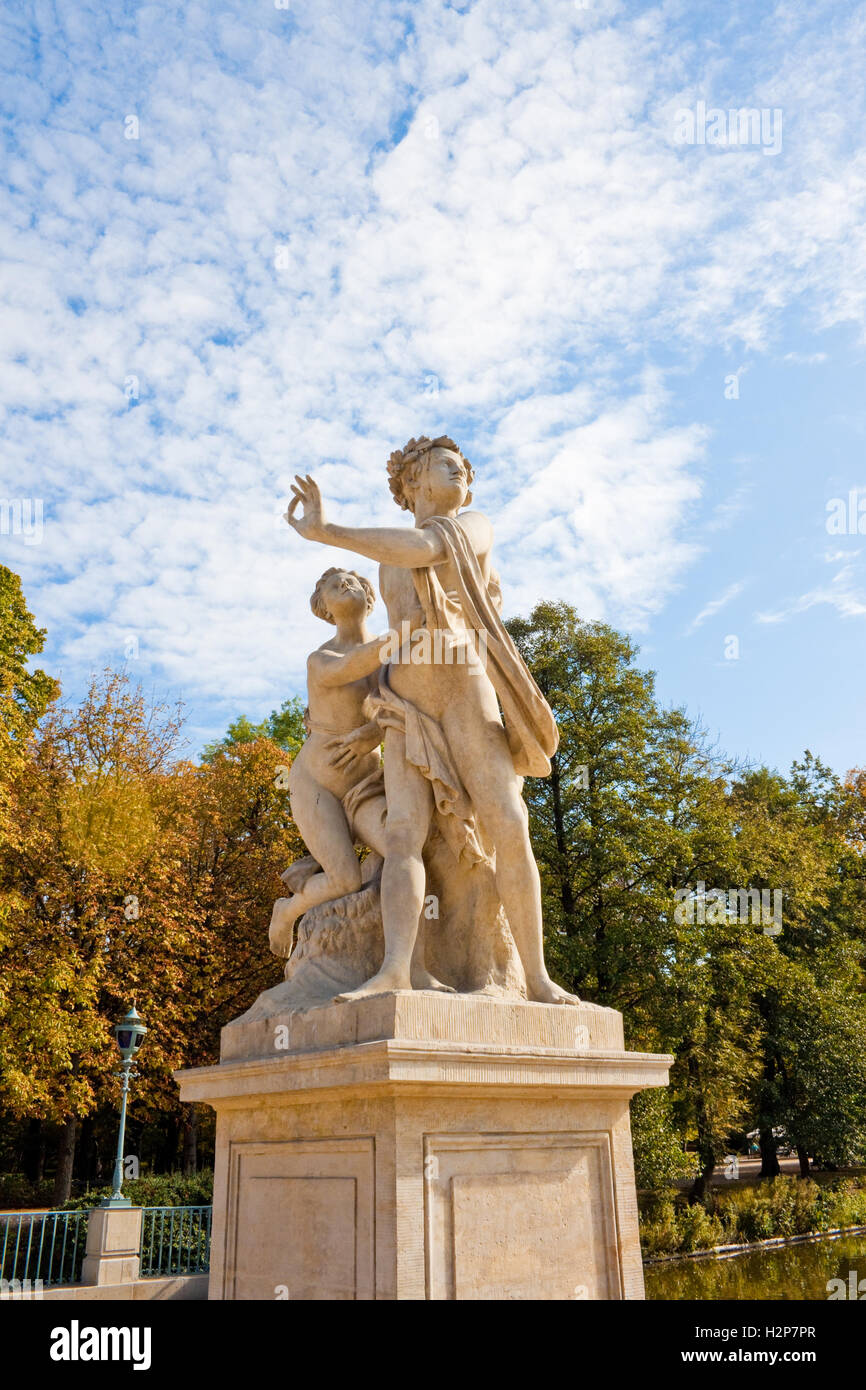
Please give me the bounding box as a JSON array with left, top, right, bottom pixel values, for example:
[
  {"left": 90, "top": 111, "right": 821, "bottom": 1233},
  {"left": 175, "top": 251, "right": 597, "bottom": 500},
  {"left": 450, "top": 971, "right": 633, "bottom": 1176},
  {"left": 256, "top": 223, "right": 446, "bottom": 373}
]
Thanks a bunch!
[
  {"left": 201, "top": 696, "right": 306, "bottom": 762},
  {"left": 630, "top": 1087, "right": 696, "bottom": 1191},
  {"left": 0, "top": 566, "right": 58, "bottom": 754},
  {"left": 506, "top": 601, "right": 759, "bottom": 1197},
  {"left": 731, "top": 760, "right": 866, "bottom": 1176},
  {"left": 0, "top": 566, "right": 58, "bottom": 864}
]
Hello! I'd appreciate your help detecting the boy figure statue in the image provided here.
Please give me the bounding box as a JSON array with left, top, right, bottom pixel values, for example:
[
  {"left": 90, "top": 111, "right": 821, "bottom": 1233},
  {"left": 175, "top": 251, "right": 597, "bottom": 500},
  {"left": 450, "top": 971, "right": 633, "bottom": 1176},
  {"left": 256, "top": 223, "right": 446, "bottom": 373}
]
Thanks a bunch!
[
  {"left": 286, "top": 435, "right": 579, "bottom": 1006},
  {"left": 269, "top": 566, "right": 387, "bottom": 954}
]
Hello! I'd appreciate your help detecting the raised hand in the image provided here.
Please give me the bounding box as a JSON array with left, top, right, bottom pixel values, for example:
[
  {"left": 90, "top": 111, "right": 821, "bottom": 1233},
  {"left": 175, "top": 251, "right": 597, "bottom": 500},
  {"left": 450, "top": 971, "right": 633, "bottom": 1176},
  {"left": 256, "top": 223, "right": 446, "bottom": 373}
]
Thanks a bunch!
[{"left": 285, "top": 474, "right": 327, "bottom": 542}]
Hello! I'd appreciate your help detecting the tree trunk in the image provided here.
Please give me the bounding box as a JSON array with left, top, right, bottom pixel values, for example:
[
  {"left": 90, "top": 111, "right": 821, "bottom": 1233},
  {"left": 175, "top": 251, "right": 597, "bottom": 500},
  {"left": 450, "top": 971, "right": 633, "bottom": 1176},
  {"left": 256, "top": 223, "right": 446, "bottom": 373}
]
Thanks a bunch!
[
  {"left": 23, "top": 1118, "right": 42, "bottom": 1184},
  {"left": 549, "top": 758, "right": 576, "bottom": 925},
  {"left": 685, "top": 1048, "right": 717, "bottom": 1203},
  {"left": 158, "top": 1114, "right": 180, "bottom": 1172},
  {"left": 593, "top": 912, "right": 609, "bottom": 997},
  {"left": 76, "top": 1116, "right": 95, "bottom": 1185},
  {"left": 759, "top": 1126, "right": 780, "bottom": 1178},
  {"left": 796, "top": 1145, "right": 810, "bottom": 1178},
  {"left": 182, "top": 1105, "right": 198, "bottom": 1176},
  {"left": 689, "top": 1152, "right": 716, "bottom": 1204},
  {"left": 52, "top": 1117, "right": 78, "bottom": 1207}
]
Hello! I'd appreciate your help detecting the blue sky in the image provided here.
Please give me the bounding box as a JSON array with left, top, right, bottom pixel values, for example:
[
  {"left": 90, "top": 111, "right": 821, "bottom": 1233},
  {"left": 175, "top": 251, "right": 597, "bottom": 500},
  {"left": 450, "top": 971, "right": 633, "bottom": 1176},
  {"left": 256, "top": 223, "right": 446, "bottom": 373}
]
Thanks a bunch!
[{"left": 1, "top": 0, "right": 864, "bottom": 774}]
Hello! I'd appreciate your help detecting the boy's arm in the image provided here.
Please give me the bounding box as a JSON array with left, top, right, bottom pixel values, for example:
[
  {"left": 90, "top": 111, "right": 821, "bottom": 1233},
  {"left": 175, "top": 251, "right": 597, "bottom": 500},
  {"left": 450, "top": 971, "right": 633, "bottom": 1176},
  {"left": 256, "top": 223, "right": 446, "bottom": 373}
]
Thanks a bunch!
[
  {"left": 312, "top": 635, "right": 388, "bottom": 689},
  {"left": 286, "top": 475, "right": 447, "bottom": 568}
]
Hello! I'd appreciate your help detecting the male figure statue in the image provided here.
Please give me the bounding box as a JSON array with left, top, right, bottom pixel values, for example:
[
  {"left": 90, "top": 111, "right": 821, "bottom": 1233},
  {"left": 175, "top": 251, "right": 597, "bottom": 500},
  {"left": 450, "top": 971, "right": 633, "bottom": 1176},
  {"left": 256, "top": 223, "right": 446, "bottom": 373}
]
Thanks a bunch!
[{"left": 287, "top": 435, "right": 578, "bottom": 1006}]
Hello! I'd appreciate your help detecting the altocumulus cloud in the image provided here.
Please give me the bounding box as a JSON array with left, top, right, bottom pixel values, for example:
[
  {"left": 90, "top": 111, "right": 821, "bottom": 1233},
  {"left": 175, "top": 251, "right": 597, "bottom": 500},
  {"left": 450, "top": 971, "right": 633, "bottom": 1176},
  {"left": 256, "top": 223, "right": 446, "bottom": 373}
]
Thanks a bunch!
[{"left": 1, "top": 0, "right": 865, "bottom": 742}]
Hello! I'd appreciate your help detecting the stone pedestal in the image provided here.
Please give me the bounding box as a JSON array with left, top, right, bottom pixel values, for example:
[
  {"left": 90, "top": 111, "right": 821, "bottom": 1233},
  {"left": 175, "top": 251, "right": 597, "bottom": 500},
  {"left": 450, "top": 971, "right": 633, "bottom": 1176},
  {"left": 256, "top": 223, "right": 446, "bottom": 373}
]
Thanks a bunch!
[
  {"left": 81, "top": 1206, "right": 142, "bottom": 1286},
  {"left": 176, "top": 993, "right": 671, "bottom": 1301}
]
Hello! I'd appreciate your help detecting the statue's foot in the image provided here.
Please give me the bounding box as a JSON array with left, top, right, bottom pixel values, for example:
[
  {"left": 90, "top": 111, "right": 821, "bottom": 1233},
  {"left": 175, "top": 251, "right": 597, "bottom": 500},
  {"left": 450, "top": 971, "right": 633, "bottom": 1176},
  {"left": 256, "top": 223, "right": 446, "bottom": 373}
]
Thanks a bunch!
[
  {"left": 280, "top": 856, "right": 320, "bottom": 894},
  {"left": 335, "top": 966, "right": 412, "bottom": 1002},
  {"left": 526, "top": 976, "right": 582, "bottom": 1006},
  {"left": 410, "top": 968, "right": 455, "bottom": 993},
  {"left": 268, "top": 897, "right": 303, "bottom": 958}
]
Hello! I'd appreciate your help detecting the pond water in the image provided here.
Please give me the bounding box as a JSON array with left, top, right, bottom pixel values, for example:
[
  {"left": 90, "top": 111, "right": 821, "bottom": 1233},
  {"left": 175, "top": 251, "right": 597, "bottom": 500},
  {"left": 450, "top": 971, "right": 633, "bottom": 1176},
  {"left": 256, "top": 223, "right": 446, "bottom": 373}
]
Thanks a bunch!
[{"left": 645, "top": 1233, "right": 866, "bottom": 1300}]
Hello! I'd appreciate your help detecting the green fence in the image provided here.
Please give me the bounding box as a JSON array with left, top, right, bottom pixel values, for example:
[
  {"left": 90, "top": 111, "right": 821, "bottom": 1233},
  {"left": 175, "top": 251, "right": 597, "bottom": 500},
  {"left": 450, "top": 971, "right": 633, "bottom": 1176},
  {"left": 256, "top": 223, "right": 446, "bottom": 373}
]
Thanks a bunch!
[
  {"left": 139, "top": 1205, "right": 212, "bottom": 1276},
  {"left": 0, "top": 1210, "right": 88, "bottom": 1287},
  {"left": 0, "top": 1203, "right": 211, "bottom": 1288}
]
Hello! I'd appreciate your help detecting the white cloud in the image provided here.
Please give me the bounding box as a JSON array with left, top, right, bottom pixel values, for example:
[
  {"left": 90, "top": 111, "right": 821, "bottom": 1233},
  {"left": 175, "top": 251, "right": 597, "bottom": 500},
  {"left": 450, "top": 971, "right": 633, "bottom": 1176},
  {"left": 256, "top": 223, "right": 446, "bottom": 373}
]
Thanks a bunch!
[
  {"left": 755, "top": 564, "right": 866, "bottom": 624},
  {"left": 686, "top": 580, "right": 748, "bottom": 635},
  {"left": 705, "top": 483, "right": 754, "bottom": 533},
  {"left": 3, "top": 0, "right": 866, "bottom": 737}
]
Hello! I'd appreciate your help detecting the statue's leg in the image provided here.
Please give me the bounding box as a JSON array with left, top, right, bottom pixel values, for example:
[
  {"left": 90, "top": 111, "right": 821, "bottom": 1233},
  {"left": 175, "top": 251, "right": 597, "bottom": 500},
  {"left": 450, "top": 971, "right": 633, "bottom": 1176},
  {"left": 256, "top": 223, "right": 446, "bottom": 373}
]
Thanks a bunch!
[
  {"left": 352, "top": 789, "right": 451, "bottom": 992},
  {"left": 271, "top": 764, "right": 364, "bottom": 956},
  {"left": 336, "top": 727, "right": 434, "bottom": 1000},
  {"left": 350, "top": 795, "right": 389, "bottom": 861},
  {"left": 442, "top": 693, "right": 580, "bottom": 1006},
  {"left": 290, "top": 762, "right": 363, "bottom": 898}
]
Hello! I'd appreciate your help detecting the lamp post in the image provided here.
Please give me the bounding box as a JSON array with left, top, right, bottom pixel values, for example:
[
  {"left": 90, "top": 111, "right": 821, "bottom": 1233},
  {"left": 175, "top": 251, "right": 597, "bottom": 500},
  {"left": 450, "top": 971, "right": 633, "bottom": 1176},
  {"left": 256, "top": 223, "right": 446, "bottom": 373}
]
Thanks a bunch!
[{"left": 102, "top": 1004, "right": 147, "bottom": 1209}]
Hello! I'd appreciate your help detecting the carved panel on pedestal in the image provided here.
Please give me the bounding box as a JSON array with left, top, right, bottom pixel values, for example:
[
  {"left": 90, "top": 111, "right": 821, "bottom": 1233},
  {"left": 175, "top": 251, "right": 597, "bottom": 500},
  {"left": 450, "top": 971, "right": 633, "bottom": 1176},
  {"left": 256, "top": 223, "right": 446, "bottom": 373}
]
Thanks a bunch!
[
  {"left": 423, "top": 1131, "right": 620, "bottom": 1300},
  {"left": 224, "top": 1136, "right": 375, "bottom": 1300}
]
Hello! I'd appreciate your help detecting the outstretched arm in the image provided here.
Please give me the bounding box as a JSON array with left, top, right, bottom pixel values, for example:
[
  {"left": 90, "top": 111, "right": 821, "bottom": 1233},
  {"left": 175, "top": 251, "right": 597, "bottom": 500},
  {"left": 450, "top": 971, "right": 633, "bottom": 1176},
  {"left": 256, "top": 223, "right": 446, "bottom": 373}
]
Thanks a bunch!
[
  {"left": 286, "top": 475, "right": 447, "bottom": 569},
  {"left": 311, "top": 636, "right": 388, "bottom": 689}
]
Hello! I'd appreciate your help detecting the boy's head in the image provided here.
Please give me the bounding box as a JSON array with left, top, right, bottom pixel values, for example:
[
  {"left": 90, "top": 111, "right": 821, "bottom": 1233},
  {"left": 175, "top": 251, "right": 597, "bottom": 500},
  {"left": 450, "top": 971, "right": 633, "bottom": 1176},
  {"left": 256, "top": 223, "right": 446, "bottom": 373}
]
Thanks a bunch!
[{"left": 311, "top": 567, "right": 376, "bottom": 624}]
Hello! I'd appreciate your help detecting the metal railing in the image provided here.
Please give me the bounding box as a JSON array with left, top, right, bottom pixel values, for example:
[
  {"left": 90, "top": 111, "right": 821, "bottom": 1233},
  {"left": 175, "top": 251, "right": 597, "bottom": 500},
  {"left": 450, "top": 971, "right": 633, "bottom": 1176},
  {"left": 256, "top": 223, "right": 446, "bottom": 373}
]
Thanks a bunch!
[
  {"left": 0, "top": 1210, "right": 88, "bottom": 1287},
  {"left": 0, "top": 1203, "right": 212, "bottom": 1288},
  {"left": 139, "top": 1205, "right": 211, "bottom": 1277}
]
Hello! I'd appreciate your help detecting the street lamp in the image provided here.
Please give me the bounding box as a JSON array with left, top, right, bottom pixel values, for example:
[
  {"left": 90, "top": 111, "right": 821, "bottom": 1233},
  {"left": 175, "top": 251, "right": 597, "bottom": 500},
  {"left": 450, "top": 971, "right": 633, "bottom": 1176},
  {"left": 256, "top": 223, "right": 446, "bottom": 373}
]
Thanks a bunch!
[{"left": 102, "top": 1004, "right": 147, "bottom": 1209}]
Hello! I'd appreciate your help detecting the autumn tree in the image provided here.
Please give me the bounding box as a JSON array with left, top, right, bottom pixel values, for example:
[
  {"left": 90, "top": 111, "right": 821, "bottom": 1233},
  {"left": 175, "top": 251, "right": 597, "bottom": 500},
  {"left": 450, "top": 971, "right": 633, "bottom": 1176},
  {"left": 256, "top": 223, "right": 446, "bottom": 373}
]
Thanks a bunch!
[
  {"left": 0, "top": 671, "right": 186, "bottom": 1199},
  {"left": 0, "top": 663, "right": 306, "bottom": 1195}
]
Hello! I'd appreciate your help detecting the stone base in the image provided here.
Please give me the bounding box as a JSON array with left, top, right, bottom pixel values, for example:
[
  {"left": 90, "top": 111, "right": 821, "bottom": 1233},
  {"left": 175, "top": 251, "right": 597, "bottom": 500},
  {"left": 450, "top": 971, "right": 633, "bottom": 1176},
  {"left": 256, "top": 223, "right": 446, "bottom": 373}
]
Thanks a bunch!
[
  {"left": 80, "top": 1206, "right": 142, "bottom": 1287},
  {"left": 40, "top": 1275, "right": 208, "bottom": 1301},
  {"left": 176, "top": 993, "right": 671, "bottom": 1301}
]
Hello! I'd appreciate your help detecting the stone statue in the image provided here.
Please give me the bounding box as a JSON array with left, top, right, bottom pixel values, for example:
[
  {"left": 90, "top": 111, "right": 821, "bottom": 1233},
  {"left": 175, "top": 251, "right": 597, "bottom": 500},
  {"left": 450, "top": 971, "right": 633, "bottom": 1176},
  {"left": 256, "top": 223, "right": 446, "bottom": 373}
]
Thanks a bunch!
[
  {"left": 184, "top": 443, "right": 669, "bottom": 1307},
  {"left": 268, "top": 563, "right": 447, "bottom": 993},
  {"left": 268, "top": 566, "right": 388, "bottom": 957},
  {"left": 271, "top": 434, "right": 579, "bottom": 1010}
]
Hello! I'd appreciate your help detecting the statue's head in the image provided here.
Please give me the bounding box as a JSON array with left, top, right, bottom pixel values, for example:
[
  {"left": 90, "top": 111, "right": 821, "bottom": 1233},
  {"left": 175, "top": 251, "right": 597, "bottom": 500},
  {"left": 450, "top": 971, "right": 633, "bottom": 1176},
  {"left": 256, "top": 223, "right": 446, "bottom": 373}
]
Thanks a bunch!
[
  {"left": 387, "top": 436, "right": 474, "bottom": 515},
  {"left": 311, "top": 568, "right": 376, "bottom": 625}
]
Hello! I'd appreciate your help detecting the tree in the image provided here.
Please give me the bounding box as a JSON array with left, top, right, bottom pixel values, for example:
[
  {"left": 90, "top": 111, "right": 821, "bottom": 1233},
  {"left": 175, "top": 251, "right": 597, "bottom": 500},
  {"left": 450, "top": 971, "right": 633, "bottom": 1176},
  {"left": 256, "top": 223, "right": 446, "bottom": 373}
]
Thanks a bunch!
[
  {"left": 732, "top": 759, "right": 866, "bottom": 1177},
  {"left": 0, "top": 671, "right": 186, "bottom": 1199},
  {"left": 506, "top": 602, "right": 758, "bottom": 1197},
  {"left": 0, "top": 666, "right": 305, "bottom": 1196},
  {"left": 774, "top": 976, "right": 866, "bottom": 1170},
  {"left": 201, "top": 696, "right": 306, "bottom": 762},
  {"left": 507, "top": 603, "right": 866, "bottom": 1194},
  {"left": 0, "top": 566, "right": 58, "bottom": 762},
  {"left": 0, "top": 566, "right": 58, "bottom": 905},
  {"left": 630, "top": 1087, "right": 696, "bottom": 1191}
]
